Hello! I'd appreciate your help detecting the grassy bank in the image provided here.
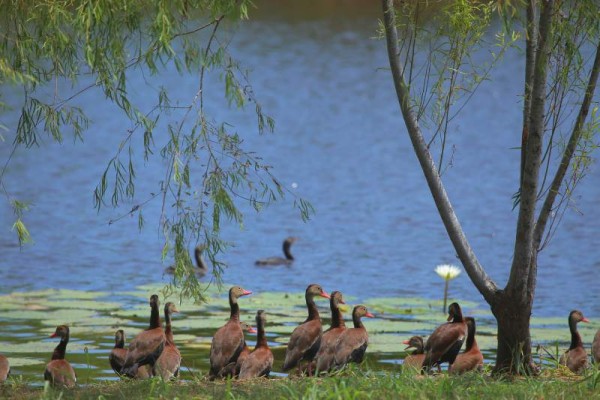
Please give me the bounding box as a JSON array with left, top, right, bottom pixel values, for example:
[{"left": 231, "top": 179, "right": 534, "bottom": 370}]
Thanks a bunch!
[{"left": 2, "top": 367, "right": 600, "bottom": 400}]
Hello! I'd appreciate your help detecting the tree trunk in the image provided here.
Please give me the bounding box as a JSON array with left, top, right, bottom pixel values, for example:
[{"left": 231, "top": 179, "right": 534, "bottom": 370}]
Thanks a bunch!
[
  {"left": 492, "top": 249, "right": 538, "bottom": 374},
  {"left": 491, "top": 291, "right": 535, "bottom": 374}
]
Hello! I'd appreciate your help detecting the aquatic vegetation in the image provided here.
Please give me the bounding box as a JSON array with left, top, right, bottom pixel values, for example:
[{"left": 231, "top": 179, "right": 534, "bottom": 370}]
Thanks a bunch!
[{"left": 0, "top": 286, "right": 598, "bottom": 385}]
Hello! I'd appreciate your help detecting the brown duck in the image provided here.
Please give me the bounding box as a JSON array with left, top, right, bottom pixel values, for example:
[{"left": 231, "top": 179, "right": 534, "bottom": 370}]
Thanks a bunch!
[
  {"left": 44, "top": 325, "right": 76, "bottom": 388},
  {"left": 402, "top": 336, "right": 426, "bottom": 371},
  {"left": 593, "top": 328, "right": 600, "bottom": 365},
  {"left": 109, "top": 330, "right": 151, "bottom": 378},
  {"left": 234, "top": 322, "right": 258, "bottom": 376},
  {"left": 332, "top": 305, "right": 374, "bottom": 370},
  {"left": 239, "top": 310, "right": 274, "bottom": 379},
  {"left": 209, "top": 286, "right": 252, "bottom": 379},
  {"left": 449, "top": 317, "right": 484, "bottom": 374},
  {"left": 0, "top": 353, "right": 10, "bottom": 383},
  {"left": 559, "top": 310, "right": 590, "bottom": 374},
  {"left": 120, "top": 294, "right": 166, "bottom": 377},
  {"left": 154, "top": 302, "right": 181, "bottom": 380},
  {"left": 315, "top": 290, "right": 346, "bottom": 374},
  {"left": 282, "top": 283, "right": 330, "bottom": 375},
  {"left": 422, "top": 302, "right": 468, "bottom": 373},
  {"left": 255, "top": 237, "right": 298, "bottom": 266}
]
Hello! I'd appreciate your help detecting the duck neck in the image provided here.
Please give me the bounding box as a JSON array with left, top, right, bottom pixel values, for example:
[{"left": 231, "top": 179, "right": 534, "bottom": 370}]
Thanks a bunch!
[
  {"left": 52, "top": 335, "right": 68, "bottom": 360},
  {"left": 330, "top": 304, "right": 345, "bottom": 329},
  {"left": 256, "top": 319, "right": 268, "bottom": 349},
  {"left": 164, "top": 310, "right": 174, "bottom": 344},
  {"left": 149, "top": 302, "right": 161, "bottom": 329},
  {"left": 352, "top": 313, "right": 364, "bottom": 329},
  {"left": 452, "top": 308, "right": 464, "bottom": 323},
  {"left": 115, "top": 335, "right": 125, "bottom": 349},
  {"left": 306, "top": 295, "right": 320, "bottom": 321},
  {"left": 229, "top": 296, "right": 240, "bottom": 322},
  {"left": 195, "top": 247, "right": 207, "bottom": 271},
  {"left": 569, "top": 318, "right": 583, "bottom": 349},
  {"left": 464, "top": 322, "right": 476, "bottom": 351},
  {"left": 283, "top": 241, "right": 294, "bottom": 260}
]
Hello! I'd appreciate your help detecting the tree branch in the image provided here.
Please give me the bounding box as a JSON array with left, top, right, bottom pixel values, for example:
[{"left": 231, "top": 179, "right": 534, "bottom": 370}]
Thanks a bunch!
[
  {"left": 381, "top": 0, "right": 498, "bottom": 302},
  {"left": 520, "top": 0, "right": 538, "bottom": 187},
  {"left": 509, "top": 0, "right": 554, "bottom": 298},
  {"left": 534, "top": 39, "right": 600, "bottom": 248}
]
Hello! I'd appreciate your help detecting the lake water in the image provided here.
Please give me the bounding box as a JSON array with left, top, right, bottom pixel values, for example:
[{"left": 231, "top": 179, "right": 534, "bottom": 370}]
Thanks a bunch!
[{"left": 0, "top": 0, "right": 599, "bottom": 383}]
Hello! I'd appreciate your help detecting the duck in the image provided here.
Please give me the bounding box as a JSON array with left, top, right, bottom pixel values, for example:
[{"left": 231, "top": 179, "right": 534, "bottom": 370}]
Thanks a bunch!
[
  {"left": 449, "top": 317, "right": 484, "bottom": 374},
  {"left": 559, "top": 310, "right": 590, "bottom": 374},
  {"left": 165, "top": 244, "right": 208, "bottom": 276},
  {"left": 234, "top": 322, "right": 258, "bottom": 376},
  {"left": 120, "top": 294, "right": 166, "bottom": 377},
  {"left": 332, "top": 305, "right": 374, "bottom": 370},
  {"left": 209, "top": 286, "right": 253, "bottom": 379},
  {"left": 44, "top": 325, "right": 76, "bottom": 388},
  {"left": 315, "top": 290, "right": 347, "bottom": 374},
  {"left": 109, "top": 330, "right": 151, "bottom": 378},
  {"left": 0, "top": 354, "right": 10, "bottom": 383},
  {"left": 593, "top": 328, "right": 600, "bottom": 365},
  {"left": 282, "top": 283, "right": 330, "bottom": 375},
  {"left": 422, "top": 302, "right": 468, "bottom": 374},
  {"left": 239, "top": 310, "right": 274, "bottom": 379},
  {"left": 153, "top": 302, "right": 181, "bottom": 380},
  {"left": 255, "top": 237, "right": 298, "bottom": 266},
  {"left": 401, "top": 336, "right": 426, "bottom": 371}
]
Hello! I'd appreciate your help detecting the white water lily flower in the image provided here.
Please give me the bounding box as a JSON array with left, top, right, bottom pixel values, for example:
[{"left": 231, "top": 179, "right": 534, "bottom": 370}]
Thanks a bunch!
[
  {"left": 435, "top": 264, "right": 461, "bottom": 281},
  {"left": 435, "top": 264, "right": 461, "bottom": 313}
]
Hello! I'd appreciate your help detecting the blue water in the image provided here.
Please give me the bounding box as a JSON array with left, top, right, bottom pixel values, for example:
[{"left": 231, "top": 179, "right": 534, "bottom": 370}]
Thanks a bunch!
[{"left": 1, "top": 1, "right": 599, "bottom": 320}]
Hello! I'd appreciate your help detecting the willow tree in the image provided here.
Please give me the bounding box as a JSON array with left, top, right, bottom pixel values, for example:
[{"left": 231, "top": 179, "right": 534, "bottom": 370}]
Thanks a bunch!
[
  {"left": 0, "top": 1, "right": 311, "bottom": 301},
  {"left": 382, "top": 0, "right": 600, "bottom": 374}
]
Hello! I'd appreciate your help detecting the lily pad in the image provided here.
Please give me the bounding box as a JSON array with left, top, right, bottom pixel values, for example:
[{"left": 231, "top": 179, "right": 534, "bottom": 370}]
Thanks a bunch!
[
  {"left": 170, "top": 333, "right": 197, "bottom": 342},
  {"left": 0, "top": 339, "right": 96, "bottom": 354},
  {"left": 76, "top": 316, "right": 129, "bottom": 328},
  {"left": 364, "top": 319, "right": 434, "bottom": 335},
  {"left": 171, "top": 314, "right": 231, "bottom": 330},
  {"left": 245, "top": 292, "right": 307, "bottom": 309},
  {"left": 1, "top": 357, "right": 44, "bottom": 367},
  {"left": 266, "top": 324, "right": 297, "bottom": 336},
  {"left": 364, "top": 297, "right": 480, "bottom": 316},
  {"left": 10, "top": 289, "right": 110, "bottom": 301},
  {"left": 44, "top": 299, "right": 121, "bottom": 311}
]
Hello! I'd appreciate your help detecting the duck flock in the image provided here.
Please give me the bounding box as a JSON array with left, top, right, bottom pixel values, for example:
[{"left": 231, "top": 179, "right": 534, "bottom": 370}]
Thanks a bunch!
[{"left": 1, "top": 238, "right": 599, "bottom": 388}]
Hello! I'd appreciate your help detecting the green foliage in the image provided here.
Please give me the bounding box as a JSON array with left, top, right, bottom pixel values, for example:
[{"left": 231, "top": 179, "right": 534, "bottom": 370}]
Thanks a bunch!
[
  {"left": 9, "top": 199, "right": 32, "bottom": 247},
  {"left": 0, "top": 0, "right": 313, "bottom": 302}
]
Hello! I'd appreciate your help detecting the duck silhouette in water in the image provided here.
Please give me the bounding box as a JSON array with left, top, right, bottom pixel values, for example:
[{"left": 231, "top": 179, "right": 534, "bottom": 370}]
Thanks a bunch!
[{"left": 255, "top": 237, "right": 297, "bottom": 266}]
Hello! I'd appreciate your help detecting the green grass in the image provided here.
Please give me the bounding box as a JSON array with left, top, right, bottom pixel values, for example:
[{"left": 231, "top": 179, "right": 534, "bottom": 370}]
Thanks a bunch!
[{"left": 2, "top": 366, "right": 600, "bottom": 400}]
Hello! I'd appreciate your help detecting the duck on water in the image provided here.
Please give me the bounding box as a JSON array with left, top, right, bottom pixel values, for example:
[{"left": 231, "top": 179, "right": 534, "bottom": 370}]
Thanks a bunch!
[{"left": 255, "top": 237, "right": 298, "bottom": 266}]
